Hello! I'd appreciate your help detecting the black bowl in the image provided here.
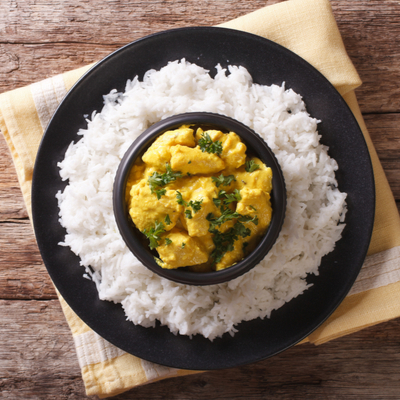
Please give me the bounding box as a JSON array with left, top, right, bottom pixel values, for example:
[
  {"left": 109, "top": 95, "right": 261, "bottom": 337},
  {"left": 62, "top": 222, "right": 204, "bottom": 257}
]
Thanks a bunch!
[{"left": 113, "top": 112, "right": 286, "bottom": 285}]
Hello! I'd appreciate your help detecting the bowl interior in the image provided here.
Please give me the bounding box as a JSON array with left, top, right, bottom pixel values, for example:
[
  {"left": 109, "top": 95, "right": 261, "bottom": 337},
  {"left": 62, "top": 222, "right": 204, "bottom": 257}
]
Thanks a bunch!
[{"left": 113, "top": 112, "right": 286, "bottom": 285}]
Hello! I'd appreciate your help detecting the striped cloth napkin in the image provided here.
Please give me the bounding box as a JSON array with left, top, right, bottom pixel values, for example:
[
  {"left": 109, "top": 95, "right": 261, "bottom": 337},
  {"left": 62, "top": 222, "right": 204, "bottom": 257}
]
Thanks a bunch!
[{"left": 1, "top": 0, "right": 400, "bottom": 397}]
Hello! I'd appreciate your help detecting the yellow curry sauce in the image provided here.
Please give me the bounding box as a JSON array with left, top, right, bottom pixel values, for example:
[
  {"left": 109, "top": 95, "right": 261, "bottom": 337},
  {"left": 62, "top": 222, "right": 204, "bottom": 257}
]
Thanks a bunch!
[{"left": 126, "top": 125, "right": 273, "bottom": 272}]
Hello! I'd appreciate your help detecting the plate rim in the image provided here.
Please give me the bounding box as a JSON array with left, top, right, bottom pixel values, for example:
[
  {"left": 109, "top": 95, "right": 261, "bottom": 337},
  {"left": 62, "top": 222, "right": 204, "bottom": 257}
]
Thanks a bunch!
[{"left": 31, "top": 26, "right": 375, "bottom": 370}]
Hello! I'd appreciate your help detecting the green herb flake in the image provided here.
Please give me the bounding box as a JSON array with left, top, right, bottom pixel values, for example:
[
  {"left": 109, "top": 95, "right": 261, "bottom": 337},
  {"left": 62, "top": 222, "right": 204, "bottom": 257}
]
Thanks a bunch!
[
  {"left": 176, "top": 191, "right": 185, "bottom": 205},
  {"left": 164, "top": 214, "right": 171, "bottom": 225},
  {"left": 181, "top": 242, "right": 186, "bottom": 249},
  {"left": 187, "top": 199, "right": 203, "bottom": 214},
  {"left": 148, "top": 163, "right": 182, "bottom": 197},
  {"left": 212, "top": 174, "right": 236, "bottom": 188},
  {"left": 245, "top": 160, "right": 261, "bottom": 173},
  {"left": 185, "top": 209, "right": 193, "bottom": 219},
  {"left": 165, "top": 237, "right": 172, "bottom": 245},
  {"left": 198, "top": 132, "right": 223, "bottom": 155},
  {"left": 209, "top": 221, "right": 251, "bottom": 265},
  {"left": 155, "top": 188, "right": 166, "bottom": 200},
  {"left": 143, "top": 221, "right": 165, "bottom": 250},
  {"left": 223, "top": 189, "right": 242, "bottom": 205}
]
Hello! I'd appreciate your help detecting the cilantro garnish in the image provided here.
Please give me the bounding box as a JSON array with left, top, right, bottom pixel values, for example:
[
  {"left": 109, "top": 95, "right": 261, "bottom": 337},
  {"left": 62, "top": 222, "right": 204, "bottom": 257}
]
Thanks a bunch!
[
  {"left": 223, "top": 189, "right": 242, "bottom": 205},
  {"left": 185, "top": 209, "right": 193, "bottom": 219},
  {"left": 148, "top": 164, "right": 182, "bottom": 198},
  {"left": 164, "top": 214, "right": 171, "bottom": 225},
  {"left": 209, "top": 222, "right": 251, "bottom": 264},
  {"left": 212, "top": 174, "right": 236, "bottom": 188},
  {"left": 187, "top": 199, "right": 203, "bottom": 213},
  {"left": 165, "top": 237, "right": 172, "bottom": 245},
  {"left": 176, "top": 191, "right": 203, "bottom": 217},
  {"left": 207, "top": 208, "right": 256, "bottom": 231},
  {"left": 245, "top": 160, "right": 261, "bottom": 173},
  {"left": 176, "top": 191, "right": 185, "bottom": 205},
  {"left": 154, "top": 188, "right": 166, "bottom": 200},
  {"left": 143, "top": 221, "right": 165, "bottom": 250},
  {"left": 181, "top": 242, "right": 186, "bottom": 248},
  {"left": 198, "top": 132, "right": 223, "bottom": 155}
]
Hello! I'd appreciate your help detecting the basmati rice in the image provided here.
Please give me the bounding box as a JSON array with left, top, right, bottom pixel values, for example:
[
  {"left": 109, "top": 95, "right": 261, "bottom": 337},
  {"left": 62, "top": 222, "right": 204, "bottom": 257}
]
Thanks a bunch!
[{"left": 56, "top": 60, "right": 347, "bottom": 340}]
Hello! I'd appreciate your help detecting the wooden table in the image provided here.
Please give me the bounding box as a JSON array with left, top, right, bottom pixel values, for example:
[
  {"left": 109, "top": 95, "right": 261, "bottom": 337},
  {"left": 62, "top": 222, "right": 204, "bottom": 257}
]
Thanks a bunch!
[{"left": 1, "top": 1, "right": 400, "bottom": 398}]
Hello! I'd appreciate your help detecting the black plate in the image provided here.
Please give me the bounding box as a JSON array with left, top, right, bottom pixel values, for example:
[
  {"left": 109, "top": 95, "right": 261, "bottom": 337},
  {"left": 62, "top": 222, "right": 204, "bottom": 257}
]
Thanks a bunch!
[{"left": 32, "top": 27, "right": 375, "bottom": 370}]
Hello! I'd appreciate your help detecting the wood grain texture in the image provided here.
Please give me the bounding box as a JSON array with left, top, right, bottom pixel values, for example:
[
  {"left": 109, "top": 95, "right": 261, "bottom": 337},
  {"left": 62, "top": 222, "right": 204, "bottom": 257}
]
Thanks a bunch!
[
  {"left": 1, "top": 0, "right": 400, "bottom": 398},
  {"left": 1, "top": 299, "right": 400, "bottom": 399}
]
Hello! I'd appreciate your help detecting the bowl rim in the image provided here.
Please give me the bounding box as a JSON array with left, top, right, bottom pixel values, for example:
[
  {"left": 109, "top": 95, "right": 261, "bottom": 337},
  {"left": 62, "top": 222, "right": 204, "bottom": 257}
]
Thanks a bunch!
[{"left": 113, "top": 112, "right": 286, "bottom": 285}]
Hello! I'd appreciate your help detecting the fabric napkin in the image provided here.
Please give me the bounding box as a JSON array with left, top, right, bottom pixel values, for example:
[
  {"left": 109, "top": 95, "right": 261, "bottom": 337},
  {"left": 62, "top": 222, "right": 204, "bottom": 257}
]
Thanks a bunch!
[{"left": 1, "top": 0, "right": 400, "bottom": 397}]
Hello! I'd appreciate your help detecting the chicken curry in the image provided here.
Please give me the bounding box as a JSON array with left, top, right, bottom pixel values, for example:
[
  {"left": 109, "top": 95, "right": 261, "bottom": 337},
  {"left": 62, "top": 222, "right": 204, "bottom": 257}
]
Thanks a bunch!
[{"left": 126, "top": 125, "right": 273, "bottom": 272}]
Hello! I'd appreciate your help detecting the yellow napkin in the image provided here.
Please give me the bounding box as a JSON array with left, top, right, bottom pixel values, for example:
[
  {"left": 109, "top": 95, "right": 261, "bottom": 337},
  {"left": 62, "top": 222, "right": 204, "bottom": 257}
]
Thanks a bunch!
[{"left": 1, "top": 0, "right": 400, "bottom": 397}]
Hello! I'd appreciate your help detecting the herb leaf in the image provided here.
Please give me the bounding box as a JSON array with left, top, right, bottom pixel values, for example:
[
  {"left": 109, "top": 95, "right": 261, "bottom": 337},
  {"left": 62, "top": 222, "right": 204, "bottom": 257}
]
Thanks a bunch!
[
  {"left": 148, "top": 164, "right": 182, "bottom": 197},
  {"left": 223, "top": 189, "right": 242, "bottom": 205},
  {"left": 176, "top": 191, "right": 185, "bottom": 205},
  {"left": 198, "top": 132, "right": 223, "bottom": 155},
  {"left": 209, "top": 222, "right": 251, "bottom": 264},
  {"left": 164, "top": 214, "right": 171, "bottom": 225},
  {"left": 155, "top": 188, "right": 166, "bottom": 200},
  {"left": 185, "top": 209, "right": 193, "bottom": 219},
  {"left": 143, "top": 221, "right": 165, "bottom": 250},
  {"left": 187, "top": 199, "right": 203, "bottom": 213},
  {"left": 212, "top": 174, "right": 236, "bottom": 188},
  {"left": 245, "top": 160, "right": 261, "bottom": 173},
  {"left": 165, "top": 237, "right": 172, "bottom": 245},
  {"left": 177, "top": 191, "right": 203, "bottom": 216}
]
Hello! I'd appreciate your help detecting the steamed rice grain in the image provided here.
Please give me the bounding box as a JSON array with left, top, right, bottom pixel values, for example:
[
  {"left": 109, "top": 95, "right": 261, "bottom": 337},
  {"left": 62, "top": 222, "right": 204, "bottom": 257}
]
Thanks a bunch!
[{"left": 56, "top": 60, "right": 347, "bottom": 340}]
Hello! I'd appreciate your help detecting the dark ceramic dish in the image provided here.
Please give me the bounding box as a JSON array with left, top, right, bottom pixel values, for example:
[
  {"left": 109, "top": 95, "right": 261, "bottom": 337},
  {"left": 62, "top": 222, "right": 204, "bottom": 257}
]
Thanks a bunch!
[
  {"left": 113, "top": 112, "right": 286, "bottom": 285},
  {"left": 31, "top": 27, "right": 375, "bottom": 370}
]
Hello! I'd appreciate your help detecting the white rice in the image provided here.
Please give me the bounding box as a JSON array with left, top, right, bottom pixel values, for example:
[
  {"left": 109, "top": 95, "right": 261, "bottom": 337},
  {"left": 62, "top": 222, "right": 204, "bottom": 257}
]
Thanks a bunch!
[{"left": 56, "top": 59, "right": 347, "bottom": 340}]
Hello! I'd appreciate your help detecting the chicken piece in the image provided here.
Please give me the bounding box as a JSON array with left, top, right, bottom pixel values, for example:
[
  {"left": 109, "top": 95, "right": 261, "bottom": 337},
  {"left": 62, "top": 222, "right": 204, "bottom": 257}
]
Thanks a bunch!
[
  {"left": 236, "top": 187, "right": 272, "bottom": 238},
  {"left": 196, "top": 129, "right": 246, "bottom": 169},
  {"left": 215, "top": 236, "right": 245, "bottom": 271},
  {"left": 142, "top": 126, "right": 195, "bottom": 170},
  {"left": 157, "top": 228, "right": 209, "bottom": 269},
  {"left": 128, "top": 180, "right": 183, "bottom": 232},
  {"left": 219, "top": 132, "right": 247, "bottom": 169},
  {"left": 125, "top": 161, "right": 146, "bottom": 204},
  {"left": 170, "top": 145, "right": 225, "bottom": 175},
  {"left": 172, "top": 176, "right": 219, "bottom": 236},
  {"left": 234, "top": 158, "right": 273, "bottom": 193}
]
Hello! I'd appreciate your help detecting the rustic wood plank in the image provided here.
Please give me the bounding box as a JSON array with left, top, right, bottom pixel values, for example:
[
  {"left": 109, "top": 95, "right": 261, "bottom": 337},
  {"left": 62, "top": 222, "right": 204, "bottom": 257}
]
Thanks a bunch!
[
  {"left": 1, "top": 299, "right": 400, "bottom": 399},
  {"left": 366, "top": 113, "right": 400, "bottom": 199},
  {"left": 331, "top": 1, "right": 400, "bottom": 113},
  {"left": 0, "top": 135, "right": 28, "bottom": 221},
  {"left": 0, "top": 220, "right": 56, "bottom": 299},
  {"left": 0, "top": 0, "right": 399, "bottom": 116},
  {"left": 0, "top": 299, "right": 92, "bottom": 399}
]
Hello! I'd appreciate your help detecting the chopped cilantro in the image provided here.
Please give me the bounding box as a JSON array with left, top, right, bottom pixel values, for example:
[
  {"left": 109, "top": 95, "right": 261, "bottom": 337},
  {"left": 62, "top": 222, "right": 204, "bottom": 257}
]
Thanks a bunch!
[
  {"left": 164, "top": 214, "right": 171, "bottom": 225},
  {"left": 245, "top": 159, "right": 261, "bottom": 173},
  {"left": 181, "top": 242, "right": 186, "bottom": 248},
  {"left": 155, "top": 188, "right": 166, "bottom": 200},
  {"left": 177, "top": 192, "right": 203, "bottom": 217},
  {"left": 209, "top": 222, "right": 251, "bottom": 264},
  {"left": 207, "top": 208, "right": 256, "bottom": 231},
  {"left": 165, "top": 237, "right": 172, "bottom": 245},
  {"left": 223, "top": 189, "right": 242, "bottom": 205},
  {"left": 198, "top": 132, "right": 223, "bottom": 155},
  {"left": 143, "top": 221, "right": 165, "bottom": 250},
  {"left": 187, "top": 199, "right": 203, "bottom": 213},
  {"left": 185, "top": 209, "right": 193, "bottom": 219},
  {"left": 212, "top": 174, "right": 236, "bottom": 188},
  {"left": 176, "top": 191, "right": 185, "bottom": 205},
  {"left": 148, "top": 164, "right": 182, "bottom": 197}
]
